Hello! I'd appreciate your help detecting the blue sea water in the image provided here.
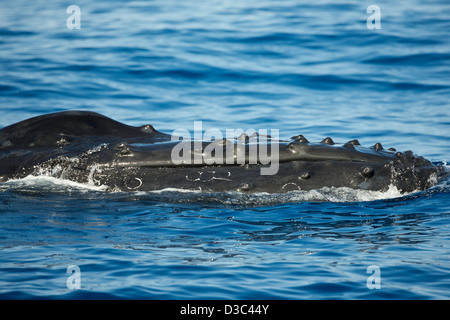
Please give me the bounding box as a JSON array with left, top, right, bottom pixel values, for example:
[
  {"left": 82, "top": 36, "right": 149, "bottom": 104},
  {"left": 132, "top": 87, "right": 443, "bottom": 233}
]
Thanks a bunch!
[{"left": 0, "top": 0, "right": 449, "bottom": 300}]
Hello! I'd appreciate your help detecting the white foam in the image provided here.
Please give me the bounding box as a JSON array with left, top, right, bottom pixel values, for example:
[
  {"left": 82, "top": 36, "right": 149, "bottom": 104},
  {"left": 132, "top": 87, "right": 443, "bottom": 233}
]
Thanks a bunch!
[
  {"left": 0, "top": 176, "right": 422, "bottom": 203},
  {"left": 148, "top": 187, "right": 203, "bottom": 194},
  {"left": 444, "top": 161, "right": 450, "bottom": 170},
  {"left": 233, "top": 184, "right": 407, "bottom": 204},
  {"left": 130, "top": 184, "right": 411, "bottom": 204},
  {"left": 1, "top": 175, "right": 108, "bottom": 192}
]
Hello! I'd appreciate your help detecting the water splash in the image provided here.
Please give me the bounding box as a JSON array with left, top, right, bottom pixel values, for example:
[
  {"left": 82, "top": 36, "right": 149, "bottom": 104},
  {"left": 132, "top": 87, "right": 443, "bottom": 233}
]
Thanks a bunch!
[{"left": 0, "top": 174, "right": 421, "bottom": 204}]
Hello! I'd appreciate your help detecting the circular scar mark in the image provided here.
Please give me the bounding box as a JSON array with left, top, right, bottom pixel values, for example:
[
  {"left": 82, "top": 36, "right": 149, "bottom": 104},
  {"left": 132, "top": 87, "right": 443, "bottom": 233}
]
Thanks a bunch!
[
  {"left": 281, "top": 182, "right": 301, "bottom": 191},
  {"left": 125, "top": 177, "right": 143, "bottom": 190}
]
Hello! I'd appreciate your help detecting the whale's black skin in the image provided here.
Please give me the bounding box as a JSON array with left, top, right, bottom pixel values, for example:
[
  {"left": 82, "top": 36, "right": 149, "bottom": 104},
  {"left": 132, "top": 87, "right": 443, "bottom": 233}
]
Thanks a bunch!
[{"left": 0, "top": 111, "right": 446, "bottom": 193}]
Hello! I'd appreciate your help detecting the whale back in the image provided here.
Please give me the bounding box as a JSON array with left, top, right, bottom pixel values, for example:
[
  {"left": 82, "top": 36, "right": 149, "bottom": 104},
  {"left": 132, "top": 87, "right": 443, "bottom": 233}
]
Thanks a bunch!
[
  {"left": 0, "top": 110, "right": 445, "bottom": 193},
  {"left": 0, "top": 111, "right": 160, "bottom": 149}
]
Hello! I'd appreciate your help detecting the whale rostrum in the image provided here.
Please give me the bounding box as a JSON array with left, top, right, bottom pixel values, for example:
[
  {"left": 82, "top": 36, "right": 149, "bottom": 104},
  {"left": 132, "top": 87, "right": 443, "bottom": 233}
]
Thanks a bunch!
[{"left": 0, "top": 111, "right": 446, "bottom": 193}]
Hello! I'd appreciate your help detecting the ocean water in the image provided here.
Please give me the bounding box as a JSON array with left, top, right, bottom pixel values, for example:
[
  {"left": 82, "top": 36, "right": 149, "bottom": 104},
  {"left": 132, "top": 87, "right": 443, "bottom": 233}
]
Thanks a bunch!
[{"left": 0, "top": 0, "right": 449, "bottom": 300}]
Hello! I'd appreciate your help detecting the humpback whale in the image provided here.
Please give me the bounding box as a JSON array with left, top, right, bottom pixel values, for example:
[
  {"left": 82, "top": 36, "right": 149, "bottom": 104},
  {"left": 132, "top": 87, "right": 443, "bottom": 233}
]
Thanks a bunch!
[{"left": 0, "top": 111, "right": 446, "bottom": 193}]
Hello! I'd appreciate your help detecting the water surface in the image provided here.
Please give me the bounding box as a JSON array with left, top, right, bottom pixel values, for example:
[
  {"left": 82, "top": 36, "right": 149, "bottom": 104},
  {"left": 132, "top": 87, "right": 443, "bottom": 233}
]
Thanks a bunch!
[{"left": 0, "top": 0, "right": 449, "bottom": 299}]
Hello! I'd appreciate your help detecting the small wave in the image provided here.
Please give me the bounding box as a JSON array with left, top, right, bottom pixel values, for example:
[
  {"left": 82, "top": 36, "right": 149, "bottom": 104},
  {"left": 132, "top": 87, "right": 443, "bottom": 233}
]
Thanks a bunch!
[{"left": 362, "top": 53, "right": 450, "bottom": 66}]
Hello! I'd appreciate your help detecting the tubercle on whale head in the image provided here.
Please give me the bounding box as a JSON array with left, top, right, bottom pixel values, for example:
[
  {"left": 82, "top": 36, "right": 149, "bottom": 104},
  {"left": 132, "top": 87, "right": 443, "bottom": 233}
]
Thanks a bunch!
[
  {"left": 283, "top": 136, "right": 398, "bottom": 164},
  {"left": 103, "top": 134, "right": 434, "bottom": 187},
  {"left": 86, "top": 131, "right": 427, "bottom": 167},
  {"left": 285, "top": 134, "right": 427, "bottom": 161},
  {"left": 139, "top": 124, "right": 156, "bottom": 132},
  {"left": 373, "top": 142, "right": 383, "bottom": 151},
  {"left": 320, "top": 137, "right": 334, "bottom": 145}
]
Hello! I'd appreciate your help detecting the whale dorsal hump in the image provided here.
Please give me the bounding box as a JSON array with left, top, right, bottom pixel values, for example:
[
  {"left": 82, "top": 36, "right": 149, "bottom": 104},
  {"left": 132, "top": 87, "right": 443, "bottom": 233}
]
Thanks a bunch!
[{"left": 0, "top": 111, "right": 156, "bottom": 149}]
